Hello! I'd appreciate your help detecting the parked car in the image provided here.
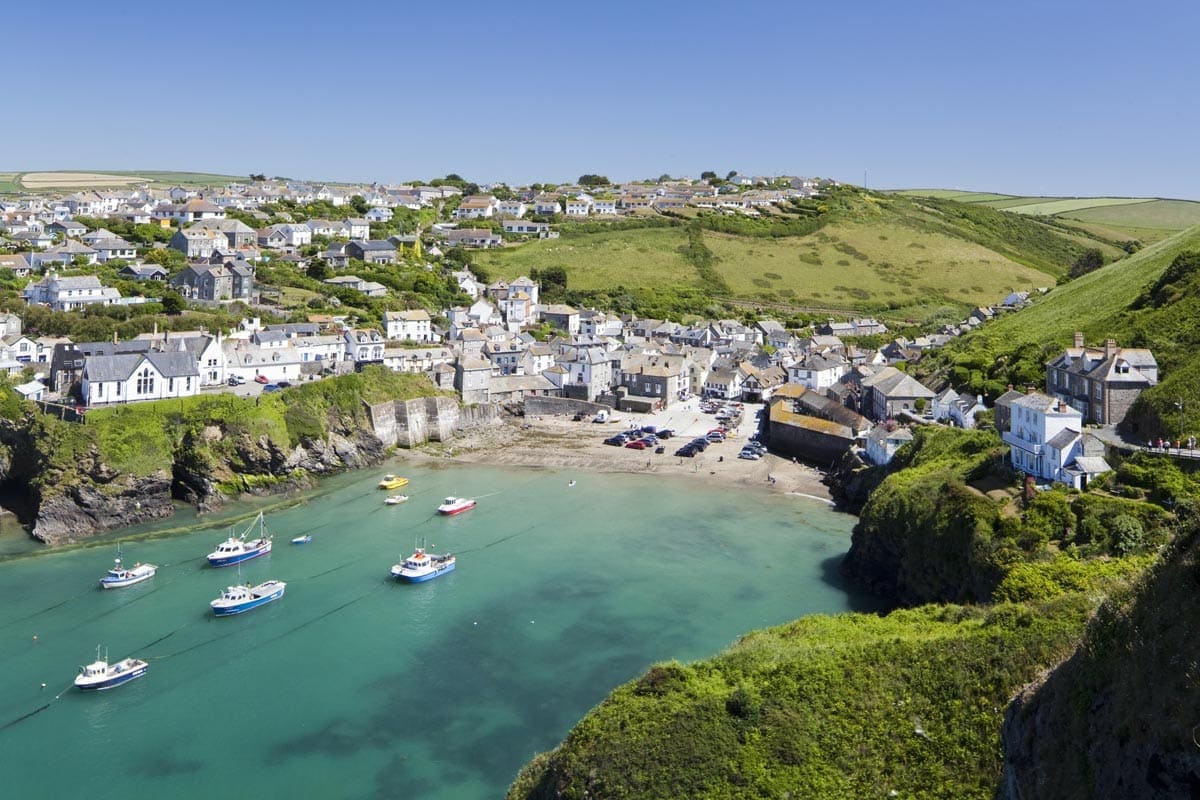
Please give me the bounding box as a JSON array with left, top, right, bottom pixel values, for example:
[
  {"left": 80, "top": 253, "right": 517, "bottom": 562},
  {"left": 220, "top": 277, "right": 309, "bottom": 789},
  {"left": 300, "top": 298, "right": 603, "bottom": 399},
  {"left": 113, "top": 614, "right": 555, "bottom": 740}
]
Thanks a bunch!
[
  {"left": 276, "top": 381, "right": 292, "bottom": 389},
  {"left": 738, "top": 450, "right": 761, "bottom": 460},
  {"left": 262, "top": 384, "right": 280, "bottom": 393},
  {"left": 654, "top": 446, "right": 665, "bottom": 454},
  {"left": 706, "top": 432, "right": 726, "bottom": 442},
  {"left": 657, "top": 429, "right": 674, "bottom": 439},
  {"left": 573, "top": 412, "right": 586, "bottom": 421},
  {"left": 625, "top": 440, "right": 648, "bottom": 450},
  {"left": 675, "top": 447, "right": 697, "bottom": 458},
  {"left": 254, "top": 374, "right": 269, "bottom": 384},
  {"left": 227, "top": 376, "right": 240, "bottom": 386}
]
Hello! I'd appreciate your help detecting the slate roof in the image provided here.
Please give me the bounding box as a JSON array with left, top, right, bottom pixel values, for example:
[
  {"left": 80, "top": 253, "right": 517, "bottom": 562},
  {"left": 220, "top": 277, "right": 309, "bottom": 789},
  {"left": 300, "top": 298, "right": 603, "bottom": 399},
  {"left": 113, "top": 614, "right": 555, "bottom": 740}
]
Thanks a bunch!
[{"left": 1045, "top": 427, "right": 1081, "bottom": 451}]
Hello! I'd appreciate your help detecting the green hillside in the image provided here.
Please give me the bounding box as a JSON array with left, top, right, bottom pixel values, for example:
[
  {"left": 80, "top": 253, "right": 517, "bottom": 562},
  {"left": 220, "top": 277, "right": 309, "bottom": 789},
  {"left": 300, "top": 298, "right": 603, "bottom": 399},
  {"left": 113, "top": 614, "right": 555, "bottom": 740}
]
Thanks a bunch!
[
  {"left": 508, "top": 594, "right": 1100, "bottom": 800},
  {"left": 476, "top": 189, "right": 1114, "bottom": 323},
  {"left": 899, "top": 189, "right": 1200, "bottom": 238},
  {"left": 926, "top": 224, "right": 1200, "bottom": 438}
]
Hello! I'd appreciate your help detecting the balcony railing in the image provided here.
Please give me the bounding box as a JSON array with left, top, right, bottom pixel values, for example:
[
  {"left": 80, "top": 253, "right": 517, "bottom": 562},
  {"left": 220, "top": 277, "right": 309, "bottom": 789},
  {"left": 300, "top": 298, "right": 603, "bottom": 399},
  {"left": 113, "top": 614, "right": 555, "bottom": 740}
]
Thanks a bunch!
[{"left": 1002, "top": 430, "right": 1042, "bottom": 454}]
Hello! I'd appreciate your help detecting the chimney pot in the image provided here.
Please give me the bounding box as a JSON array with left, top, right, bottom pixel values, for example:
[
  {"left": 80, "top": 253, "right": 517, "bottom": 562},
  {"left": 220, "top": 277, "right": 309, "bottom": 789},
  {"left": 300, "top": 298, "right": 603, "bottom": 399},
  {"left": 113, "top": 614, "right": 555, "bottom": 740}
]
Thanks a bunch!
[{"left": 1073, "top": 331, "right": 1084, "bottom": 348}]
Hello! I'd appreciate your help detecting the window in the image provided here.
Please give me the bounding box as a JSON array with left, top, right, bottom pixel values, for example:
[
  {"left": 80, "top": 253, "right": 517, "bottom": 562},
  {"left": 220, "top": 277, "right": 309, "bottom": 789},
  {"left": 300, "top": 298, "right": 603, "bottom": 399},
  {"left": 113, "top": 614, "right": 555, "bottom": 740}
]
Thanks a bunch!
[{"left": 135, "top": 368, "right": 154, "bottom": 395}]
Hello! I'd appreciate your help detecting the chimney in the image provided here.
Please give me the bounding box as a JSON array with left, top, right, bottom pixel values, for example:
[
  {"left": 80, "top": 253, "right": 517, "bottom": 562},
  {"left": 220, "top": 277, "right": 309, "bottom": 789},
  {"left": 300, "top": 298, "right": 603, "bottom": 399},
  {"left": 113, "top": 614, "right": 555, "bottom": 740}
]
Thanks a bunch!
[
  {"left": 1073, "top": 331, "right": 1084, "bottom": 349},
  {"left": 1105, "top": 338, "right": 1116, "bottom": 358}
]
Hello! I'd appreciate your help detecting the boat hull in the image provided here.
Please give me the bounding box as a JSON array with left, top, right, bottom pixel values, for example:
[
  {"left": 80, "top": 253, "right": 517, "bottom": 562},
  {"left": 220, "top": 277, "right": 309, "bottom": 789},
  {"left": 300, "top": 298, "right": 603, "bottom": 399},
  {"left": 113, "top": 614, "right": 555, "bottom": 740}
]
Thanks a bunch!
[
  {"left": 211, "top": 586, "right": 285, "bottom": 616},
  {"left": 99, "top": 571, "right": 155, "bottom": 589},
  {"left": 392, "top": 562, "right": 455, "bottom": 583},
  {"left": 75, "top": 665, "right": 148, "bottom": 691},
  {"left": 437, "top": 504, "right": 475, "bottom": 516},
  {"left": 207, "top": 546, "right": 270, "bottom": 568}
]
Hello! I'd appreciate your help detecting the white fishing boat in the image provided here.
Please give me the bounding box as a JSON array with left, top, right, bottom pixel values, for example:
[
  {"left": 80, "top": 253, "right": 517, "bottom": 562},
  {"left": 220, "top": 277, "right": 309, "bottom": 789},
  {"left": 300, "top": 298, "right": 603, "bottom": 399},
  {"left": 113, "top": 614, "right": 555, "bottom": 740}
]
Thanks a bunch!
[
  {"left": 390, "top": 543, "right": 455, "bottom": 583},
  {"left": 291, "top": 534, "right": 312, "bottom": 544},
  {"left": 436, "top": 496, "right": 476, "bottom": 516},
  {"left": 384, "top": 494, "right": 409, "bottom": 505},
  {"left": 74, "top": 646, "right": 148, "bottom": 691},
  {"left": 210, "top": 579, "right": 287, "bottom": 616},
  {"left": 99, "top": 545, "right": 157, "bottom": 589},
  {"left": 207, "top": 512, "right": 273, "bottom": 567}
]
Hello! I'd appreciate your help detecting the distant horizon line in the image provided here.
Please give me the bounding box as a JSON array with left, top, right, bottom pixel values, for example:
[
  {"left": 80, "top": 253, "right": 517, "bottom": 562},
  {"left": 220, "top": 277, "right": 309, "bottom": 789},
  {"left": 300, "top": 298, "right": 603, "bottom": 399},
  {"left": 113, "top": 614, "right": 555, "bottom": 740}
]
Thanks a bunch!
[{"left": 2, "top": 168, "right": 1196, "bottom": 202}]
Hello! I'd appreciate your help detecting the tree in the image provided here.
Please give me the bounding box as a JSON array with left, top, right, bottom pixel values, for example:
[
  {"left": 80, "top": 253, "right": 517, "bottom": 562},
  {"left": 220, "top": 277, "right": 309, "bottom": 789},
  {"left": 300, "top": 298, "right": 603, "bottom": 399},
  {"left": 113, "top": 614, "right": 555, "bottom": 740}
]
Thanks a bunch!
[
  {"left": 349, "top": 195, "right": 369, "bottom": 214},
  {"left": 144, "top": 248, "right": 185, "bottom": 268},
  {"left": 700, "top": 171, "right": 718, "bottom": 181},
  {"left": 726, "top": 170, "right": 739, "bottom": 180},
  {"left": 531, "top": 266, "right": 568, "bottom": 298},
  {"left": 161, "top": 291, "right": 185, "bottom": 315},
  {"left": 1068, "top": 248, "right": 1105, "bottom": 279},
  {"left": 578, "top": 174, "right": 611, "bottom": 187},
  {"left": 250, "top": 173, "right": 266, "bottom": 182},
  {"left": 306, "top": 259, "right": 331, "bottom": 281}
]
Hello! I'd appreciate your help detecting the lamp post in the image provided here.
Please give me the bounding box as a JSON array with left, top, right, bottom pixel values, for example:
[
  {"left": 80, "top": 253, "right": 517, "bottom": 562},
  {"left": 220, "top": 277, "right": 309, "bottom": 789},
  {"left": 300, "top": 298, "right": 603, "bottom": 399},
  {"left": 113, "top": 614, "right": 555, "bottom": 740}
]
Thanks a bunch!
[{"left": 1176, "top": 398, "right": 1184, "bottom": 451}]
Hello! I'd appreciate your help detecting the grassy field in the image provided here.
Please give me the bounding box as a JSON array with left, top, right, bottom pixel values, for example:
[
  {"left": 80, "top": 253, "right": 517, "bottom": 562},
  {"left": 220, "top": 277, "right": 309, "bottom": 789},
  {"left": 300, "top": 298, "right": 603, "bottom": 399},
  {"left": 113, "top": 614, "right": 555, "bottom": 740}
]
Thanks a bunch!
[
  {"left": 479, "top": 219, "right": 1055, "bottom": 321},
  {"left": 1003, "top": 197, "right": 1155, "bottom": 216},
  {"left": 703, "top": 220, "right": 1050, "bottom": 309},
  {"left": 1055, "top": 219, "right": 1177, "bottom": 246},
  {"left": 477, "top": 227, "right": 693, "bottom": 292},
  {"left": 1060, "top": 198, "right": 1200, "bottom": 230},
  {"left": 897, "top": 189, "right": 1022, "bottom": 204},
  {"left": 9, "top": 169, "right": 246, "bottom": 190}
]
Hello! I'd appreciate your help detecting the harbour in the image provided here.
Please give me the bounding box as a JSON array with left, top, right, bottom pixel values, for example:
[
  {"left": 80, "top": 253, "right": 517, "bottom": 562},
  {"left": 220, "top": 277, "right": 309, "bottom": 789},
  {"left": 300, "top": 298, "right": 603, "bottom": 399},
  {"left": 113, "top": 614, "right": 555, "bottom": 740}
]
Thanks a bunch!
[{"left": 0, "top": 461, "right": 879, "bottom": 799}]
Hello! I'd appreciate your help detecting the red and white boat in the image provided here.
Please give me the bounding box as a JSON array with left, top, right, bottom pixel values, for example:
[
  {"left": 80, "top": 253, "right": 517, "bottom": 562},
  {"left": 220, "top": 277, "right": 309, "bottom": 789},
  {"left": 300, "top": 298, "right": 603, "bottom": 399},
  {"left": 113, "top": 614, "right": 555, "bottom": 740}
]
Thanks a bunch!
[{"left": 437, "top": 496, "right": 476, "bottom": 516}]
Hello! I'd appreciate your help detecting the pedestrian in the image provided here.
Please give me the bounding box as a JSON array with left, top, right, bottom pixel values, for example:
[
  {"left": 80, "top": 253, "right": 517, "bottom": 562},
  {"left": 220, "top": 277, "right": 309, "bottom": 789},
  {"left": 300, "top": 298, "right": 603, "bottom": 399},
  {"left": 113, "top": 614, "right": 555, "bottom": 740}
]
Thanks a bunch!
[{"left": 1158, "top": 437, "right": 1163, "bottom": 450}]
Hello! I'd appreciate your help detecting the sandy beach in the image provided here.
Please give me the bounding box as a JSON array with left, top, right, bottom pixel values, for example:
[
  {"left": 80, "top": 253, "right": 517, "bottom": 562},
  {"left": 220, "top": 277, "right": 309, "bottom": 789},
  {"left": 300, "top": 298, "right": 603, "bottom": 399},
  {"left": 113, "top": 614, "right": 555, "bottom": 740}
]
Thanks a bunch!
[{"left": 403, "top": 401, "right": 834, "bottom": 504}]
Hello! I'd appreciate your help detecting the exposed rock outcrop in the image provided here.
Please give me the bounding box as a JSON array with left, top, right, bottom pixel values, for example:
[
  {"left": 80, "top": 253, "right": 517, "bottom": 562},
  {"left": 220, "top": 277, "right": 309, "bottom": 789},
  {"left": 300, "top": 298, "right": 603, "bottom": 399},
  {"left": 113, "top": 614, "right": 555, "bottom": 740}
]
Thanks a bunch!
[
  {"left": 823, "top": 447, "right": 886, "bottom": 512},
  {"left": 7, "top": 389, "right": 497, "bottom": 544},
  {"left": 32, "top": 471, "right": 175, "bottom": 545}
]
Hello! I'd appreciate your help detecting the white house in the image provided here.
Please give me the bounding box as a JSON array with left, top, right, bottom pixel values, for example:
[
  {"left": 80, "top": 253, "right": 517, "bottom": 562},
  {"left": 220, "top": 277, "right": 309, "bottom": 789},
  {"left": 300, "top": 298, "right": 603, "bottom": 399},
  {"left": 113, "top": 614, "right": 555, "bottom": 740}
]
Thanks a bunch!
[
  {"left": 384, "top": 309, "right": 437, "bottom": 342},
  {"left": 1003, "top": 391, "right": 1110, "bottom": 488},
  {"left": 293, "top": 335, "right": 345, "bottom": 365},
  {"left": 343, "top": 328, "right": 385, "bottom": 363},
  {"left": 787, "top": 352, "right": 846, "bottom": 392},
  {"left": 864, "top": 423, "right": 913, "bottom": 466},
  {"left": 24, "top": 274, "right": 121, "bottom": 311},
  {"left": 81, "top": 351, "right": 201, "bottom": 406}
]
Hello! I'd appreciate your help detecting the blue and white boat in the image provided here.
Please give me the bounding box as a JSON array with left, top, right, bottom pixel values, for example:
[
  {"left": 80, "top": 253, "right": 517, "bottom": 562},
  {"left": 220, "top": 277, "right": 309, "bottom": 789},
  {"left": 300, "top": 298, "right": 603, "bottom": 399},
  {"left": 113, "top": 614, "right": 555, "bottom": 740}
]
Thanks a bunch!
[
  {"left": 74, "top": 646, "right": 148, "bottom": 691},
  {"left": 391, "top": 546, "right": 455, "bottom": 583},
  {"left": 99, "top": 545, "right": 157, "bottom": 589},
  {"left": 210, "top": 579, "right": 286, "bottom": 616},
  {"left": 207, "top": 512, "right": 272, "bottom": 567}
]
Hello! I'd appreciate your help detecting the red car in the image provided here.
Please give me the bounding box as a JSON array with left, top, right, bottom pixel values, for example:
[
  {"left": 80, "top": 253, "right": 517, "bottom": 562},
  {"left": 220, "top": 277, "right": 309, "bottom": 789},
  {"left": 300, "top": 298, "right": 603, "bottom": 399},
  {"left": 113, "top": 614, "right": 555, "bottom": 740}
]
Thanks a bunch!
[
  {"left": 625, "top": 440, "right": 648, "bottom": 450},
  {"left": 254, "top": 374, "right": 269, "bottom": 384}
]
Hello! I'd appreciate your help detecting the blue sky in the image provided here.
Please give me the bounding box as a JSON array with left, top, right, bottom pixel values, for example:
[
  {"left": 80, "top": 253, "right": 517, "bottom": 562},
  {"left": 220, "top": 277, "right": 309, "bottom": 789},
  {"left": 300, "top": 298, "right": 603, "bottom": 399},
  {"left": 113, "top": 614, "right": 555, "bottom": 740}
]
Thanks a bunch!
[{"left": 4, "top": 0, "right": 1198, "bottom": 197}]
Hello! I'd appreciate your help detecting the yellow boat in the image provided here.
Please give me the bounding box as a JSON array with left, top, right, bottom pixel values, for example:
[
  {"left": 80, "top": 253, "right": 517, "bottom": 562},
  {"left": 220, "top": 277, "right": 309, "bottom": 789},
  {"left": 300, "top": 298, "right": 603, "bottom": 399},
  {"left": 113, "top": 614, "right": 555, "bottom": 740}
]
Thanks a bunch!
[{"left": 378, "top": 474, "right": 409, "bottom": 490}]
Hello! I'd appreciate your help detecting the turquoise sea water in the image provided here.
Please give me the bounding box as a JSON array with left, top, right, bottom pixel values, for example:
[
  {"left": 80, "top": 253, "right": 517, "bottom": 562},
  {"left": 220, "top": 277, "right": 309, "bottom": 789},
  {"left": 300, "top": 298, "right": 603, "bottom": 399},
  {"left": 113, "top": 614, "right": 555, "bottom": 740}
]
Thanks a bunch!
[{"left": 0, "top": 462, "right": 880, "bottom": 799}]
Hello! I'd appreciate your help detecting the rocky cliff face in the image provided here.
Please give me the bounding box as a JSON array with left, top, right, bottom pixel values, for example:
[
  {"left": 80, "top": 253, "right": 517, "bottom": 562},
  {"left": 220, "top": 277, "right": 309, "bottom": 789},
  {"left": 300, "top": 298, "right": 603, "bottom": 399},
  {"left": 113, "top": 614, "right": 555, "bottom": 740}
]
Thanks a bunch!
[
  {"left": 4, "top": 391, "right": 491, "bottom": 544},
  {"left": 823, "top": 448, "right": 887, "bottom": 512},
  {"left": 1000, "top": 525, "right": 1200, "bottom": 799}
]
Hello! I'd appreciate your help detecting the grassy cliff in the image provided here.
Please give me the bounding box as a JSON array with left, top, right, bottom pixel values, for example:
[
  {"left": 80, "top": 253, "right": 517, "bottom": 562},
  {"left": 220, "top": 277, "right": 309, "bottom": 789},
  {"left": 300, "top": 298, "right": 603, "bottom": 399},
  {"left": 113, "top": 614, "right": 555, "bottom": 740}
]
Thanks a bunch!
[
  {"left": 843, "top": 427, "right": 1169, "bottom": 605},
  {"left": 1002, "top": 517, "right": 1200, "bottom": 798},
  {"left": 508, "top": 594, "right": 1105, "bottom": 800},
  {"left": 30, "top": 369, "right": 440, "bottom": 485}
]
